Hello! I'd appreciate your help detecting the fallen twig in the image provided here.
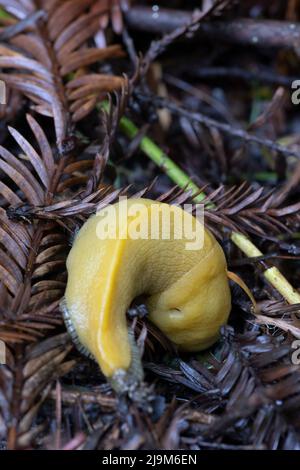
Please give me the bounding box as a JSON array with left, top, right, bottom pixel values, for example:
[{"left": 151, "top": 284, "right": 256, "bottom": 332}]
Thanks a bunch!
[
  {"left": 168, "top": 67, "right": 297, "bottom": 88},
  {"left": 125, "top": 7, "right": 300, "bottom": 51},
  {"left": 137, "top": 92, "right": 300, "bottom": 161}
]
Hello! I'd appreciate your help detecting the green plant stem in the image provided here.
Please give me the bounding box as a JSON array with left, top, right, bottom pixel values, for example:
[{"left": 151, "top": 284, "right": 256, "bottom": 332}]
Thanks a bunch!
[
  {"left": 0, "top": 7, "right": 12, "bottom": 19},
  {"left": 231, "top": 232, "right": 300, "bottom": 304},
  {"left": 119, "top": 114, "right": 206, "bottom": 202},
  {"left": 104, "top": 103, "right": 300, "bottom": 305}
]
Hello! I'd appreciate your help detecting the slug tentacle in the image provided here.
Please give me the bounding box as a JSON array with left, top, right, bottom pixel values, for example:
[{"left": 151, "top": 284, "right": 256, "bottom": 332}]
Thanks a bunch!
[{"left": 64, "top": 198, "right": 231, "bottom": 380}]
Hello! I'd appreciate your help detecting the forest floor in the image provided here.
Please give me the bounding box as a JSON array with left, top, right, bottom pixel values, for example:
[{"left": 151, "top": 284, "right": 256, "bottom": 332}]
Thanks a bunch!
[{"left": 1, "top": 0, "right": 300, "bottom": 450}]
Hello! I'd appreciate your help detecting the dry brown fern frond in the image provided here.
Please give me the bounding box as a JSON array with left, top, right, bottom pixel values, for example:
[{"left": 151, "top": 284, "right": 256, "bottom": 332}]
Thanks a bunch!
[
  {"left": 201, "top": 183, "right": 300, "bottom": 239},
  {"left": 0, "top": 111, "right": 123, "bottom": 328},
  {"left": 0, "top": 117, "right": 65, "bottom": 328},
  {"left": 1, "top": 332, "right": 75, "bottom": 449},
  {"left": 0, "top": 0, "right": 126, "bottom": 145},
  {"left": 147, "top": 326, "right": 300, "bottom": 449},
  {"left": 6, "top": 181, "right": 300, "bottom": 241},
  {"left": 151, "top": 182, "right": 300, "bottom": 241}
]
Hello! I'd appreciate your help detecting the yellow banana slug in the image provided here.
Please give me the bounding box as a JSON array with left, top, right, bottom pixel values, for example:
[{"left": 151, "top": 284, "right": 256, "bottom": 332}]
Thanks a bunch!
[{"left": 64, "top": 198, "right": 231, "bottom": 379}]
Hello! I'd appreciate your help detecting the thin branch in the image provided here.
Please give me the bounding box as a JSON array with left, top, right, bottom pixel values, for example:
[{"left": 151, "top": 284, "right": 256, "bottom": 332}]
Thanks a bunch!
[
  {"left": 168, "top": 66, "right": 298, "bottom": 88},
  {"left": 138, "top": 93, "right": 300, "bottom": 161},
  {"left": 125, "top": 6, "right": 300, "bottom": 51}
]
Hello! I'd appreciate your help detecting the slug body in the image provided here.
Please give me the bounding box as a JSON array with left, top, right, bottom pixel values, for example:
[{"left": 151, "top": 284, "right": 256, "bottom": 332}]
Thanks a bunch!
[{"left": 64, "top": 198, "right": 231, "bottom": 378}]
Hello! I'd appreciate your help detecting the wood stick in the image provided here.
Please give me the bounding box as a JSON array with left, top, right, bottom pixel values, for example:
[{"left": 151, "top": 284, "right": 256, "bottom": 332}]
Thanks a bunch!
[{"left": 125, "top": 6, "right": 300, "bottom": 51}]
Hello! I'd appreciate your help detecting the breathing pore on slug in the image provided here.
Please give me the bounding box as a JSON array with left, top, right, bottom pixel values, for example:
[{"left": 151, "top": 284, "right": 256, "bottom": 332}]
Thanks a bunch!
[{"left": 63, "top": 198, "right": 231, "bottom": 380}]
